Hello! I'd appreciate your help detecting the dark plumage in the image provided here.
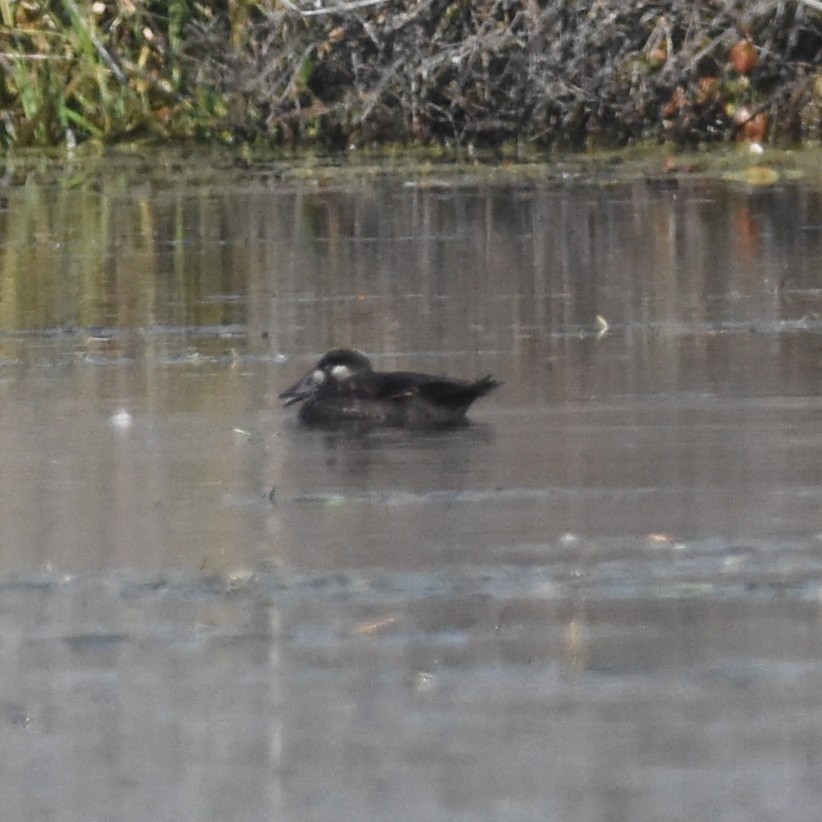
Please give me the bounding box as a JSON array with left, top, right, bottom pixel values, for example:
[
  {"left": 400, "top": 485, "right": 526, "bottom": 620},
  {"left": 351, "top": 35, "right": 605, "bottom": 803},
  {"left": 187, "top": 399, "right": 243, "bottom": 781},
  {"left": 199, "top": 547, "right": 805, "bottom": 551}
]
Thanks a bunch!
[{"left": 279, "top": 349, "right": 500, "bottom": 427}]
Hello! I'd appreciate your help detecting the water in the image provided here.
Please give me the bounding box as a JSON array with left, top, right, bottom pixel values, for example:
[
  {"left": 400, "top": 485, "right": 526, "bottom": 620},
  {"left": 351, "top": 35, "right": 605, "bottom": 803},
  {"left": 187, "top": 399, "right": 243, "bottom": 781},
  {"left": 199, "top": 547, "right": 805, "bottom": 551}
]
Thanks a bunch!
[{"left": 2, "top": 151, "right": 822, "bottom": 820}]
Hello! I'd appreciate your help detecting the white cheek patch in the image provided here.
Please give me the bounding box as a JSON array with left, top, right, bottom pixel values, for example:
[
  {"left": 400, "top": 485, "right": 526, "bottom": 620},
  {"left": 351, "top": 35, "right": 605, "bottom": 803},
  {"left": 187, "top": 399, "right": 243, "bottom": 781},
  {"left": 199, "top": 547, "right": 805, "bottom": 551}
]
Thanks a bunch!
[
  {"left": 312, "top": 369, "right": 326, "bottom": 385},
  {"left": 330, "top": 364, "right": 351, "bottom": 380}
]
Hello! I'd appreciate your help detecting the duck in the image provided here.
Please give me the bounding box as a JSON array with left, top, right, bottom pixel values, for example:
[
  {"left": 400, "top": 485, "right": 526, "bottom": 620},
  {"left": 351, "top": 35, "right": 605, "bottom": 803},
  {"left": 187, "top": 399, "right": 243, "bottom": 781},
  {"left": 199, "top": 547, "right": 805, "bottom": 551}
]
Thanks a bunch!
[{"left": 279, "top": 349, "right": 500, "bottom": 427}]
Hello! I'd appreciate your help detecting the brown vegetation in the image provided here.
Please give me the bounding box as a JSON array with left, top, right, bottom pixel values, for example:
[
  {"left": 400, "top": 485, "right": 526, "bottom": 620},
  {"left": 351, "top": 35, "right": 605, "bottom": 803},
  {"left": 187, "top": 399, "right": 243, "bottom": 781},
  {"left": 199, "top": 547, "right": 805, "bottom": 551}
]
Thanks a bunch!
[{"left": 2, "top": 0, "right": 822, "bottom": 149}]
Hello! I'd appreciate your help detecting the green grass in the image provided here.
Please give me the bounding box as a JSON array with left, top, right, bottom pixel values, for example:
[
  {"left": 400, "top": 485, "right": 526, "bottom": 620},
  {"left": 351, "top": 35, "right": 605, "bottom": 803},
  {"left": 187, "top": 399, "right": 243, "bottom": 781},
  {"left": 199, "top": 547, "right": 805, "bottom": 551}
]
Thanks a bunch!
[{"left": 0, "top": 0, "right": 207, "bottom": 147}]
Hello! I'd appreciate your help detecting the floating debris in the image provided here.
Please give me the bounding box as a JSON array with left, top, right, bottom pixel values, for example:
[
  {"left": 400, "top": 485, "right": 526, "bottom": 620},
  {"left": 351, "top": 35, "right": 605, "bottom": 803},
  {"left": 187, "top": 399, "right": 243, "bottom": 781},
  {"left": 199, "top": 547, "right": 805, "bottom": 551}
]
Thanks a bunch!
[{"left": 353, "top": 616, "right": 396, "bottom": 636}]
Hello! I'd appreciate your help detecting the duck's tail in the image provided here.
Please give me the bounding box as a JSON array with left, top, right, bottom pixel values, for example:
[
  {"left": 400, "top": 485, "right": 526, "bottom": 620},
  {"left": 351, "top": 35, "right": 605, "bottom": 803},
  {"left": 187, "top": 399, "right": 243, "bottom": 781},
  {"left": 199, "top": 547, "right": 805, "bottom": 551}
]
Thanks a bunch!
[{"left": 472, "top": 375, "right": 502, "bottom": 397}]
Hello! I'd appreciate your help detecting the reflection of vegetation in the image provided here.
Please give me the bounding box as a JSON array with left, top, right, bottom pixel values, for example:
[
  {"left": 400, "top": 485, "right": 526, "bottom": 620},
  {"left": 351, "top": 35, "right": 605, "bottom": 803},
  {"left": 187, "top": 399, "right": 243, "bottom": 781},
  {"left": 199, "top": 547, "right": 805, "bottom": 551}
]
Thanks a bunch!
[
  {"left": 0, "top": 154, "right": 251, "bottom": 334},
  {"left": 1, "top": 2, "right": 822, "bottom": 149},
  {"left": 1, "top": 142, "right": 822, "bottom": 336}
]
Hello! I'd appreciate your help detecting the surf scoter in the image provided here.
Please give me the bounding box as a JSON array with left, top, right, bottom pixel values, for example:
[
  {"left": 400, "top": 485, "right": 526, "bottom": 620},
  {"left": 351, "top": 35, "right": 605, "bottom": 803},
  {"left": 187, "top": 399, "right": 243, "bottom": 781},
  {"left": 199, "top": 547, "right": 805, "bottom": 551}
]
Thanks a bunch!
[{"left": 279, "top": 349, "right": 500, "bottom": 427}]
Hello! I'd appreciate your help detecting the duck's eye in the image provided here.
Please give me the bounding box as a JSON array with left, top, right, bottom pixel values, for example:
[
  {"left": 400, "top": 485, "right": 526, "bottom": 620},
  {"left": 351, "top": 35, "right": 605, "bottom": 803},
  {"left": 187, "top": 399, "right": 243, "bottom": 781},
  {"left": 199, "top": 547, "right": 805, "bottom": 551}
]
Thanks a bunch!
[{"left": 330, "top": 364, "right": 351, "bottom": 380}]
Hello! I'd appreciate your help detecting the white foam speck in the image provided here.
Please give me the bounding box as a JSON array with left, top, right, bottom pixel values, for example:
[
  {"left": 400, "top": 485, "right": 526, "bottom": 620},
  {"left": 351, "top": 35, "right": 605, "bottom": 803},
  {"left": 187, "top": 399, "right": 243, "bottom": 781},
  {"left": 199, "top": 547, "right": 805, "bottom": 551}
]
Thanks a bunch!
[{"left": 111, "top": 410, "right": 133, "bottom": 429}]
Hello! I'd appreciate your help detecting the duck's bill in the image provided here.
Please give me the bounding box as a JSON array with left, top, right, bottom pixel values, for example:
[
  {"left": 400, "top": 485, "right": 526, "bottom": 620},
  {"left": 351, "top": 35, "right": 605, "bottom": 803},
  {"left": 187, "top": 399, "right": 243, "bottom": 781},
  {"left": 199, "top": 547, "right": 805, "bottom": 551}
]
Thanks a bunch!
[
  {"left": 279, "top": 390, "right": 305, "bottom": 407},
  {"left": 278, "top": 370, "right": 320, "bottom": 407}
]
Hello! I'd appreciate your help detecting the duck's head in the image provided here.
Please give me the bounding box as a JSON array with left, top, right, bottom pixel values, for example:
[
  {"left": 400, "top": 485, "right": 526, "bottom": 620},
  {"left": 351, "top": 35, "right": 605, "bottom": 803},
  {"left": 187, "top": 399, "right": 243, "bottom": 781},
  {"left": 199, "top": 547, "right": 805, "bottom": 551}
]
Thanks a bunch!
[{"left": 279, "top": 349, "right": 373, "bottom": 406}]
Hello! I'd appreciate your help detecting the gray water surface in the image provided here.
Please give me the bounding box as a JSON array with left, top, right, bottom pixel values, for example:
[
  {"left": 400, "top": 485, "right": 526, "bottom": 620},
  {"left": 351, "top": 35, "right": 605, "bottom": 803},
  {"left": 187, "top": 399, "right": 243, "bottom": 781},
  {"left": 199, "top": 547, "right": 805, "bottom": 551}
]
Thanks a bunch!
[{"left": 2, "top": 153, "right": 822, "bottom": 821}]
